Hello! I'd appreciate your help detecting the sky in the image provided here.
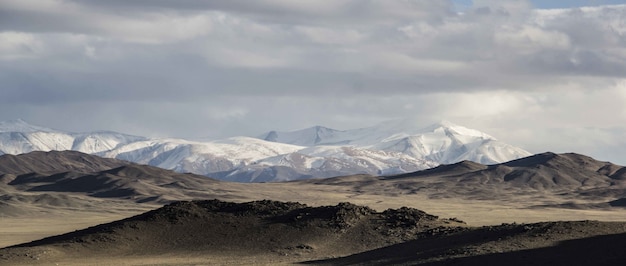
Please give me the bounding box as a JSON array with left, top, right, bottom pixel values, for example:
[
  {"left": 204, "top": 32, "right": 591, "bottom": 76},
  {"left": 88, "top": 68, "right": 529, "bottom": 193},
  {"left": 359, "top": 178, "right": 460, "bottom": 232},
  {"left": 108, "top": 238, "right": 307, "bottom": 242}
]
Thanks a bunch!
[{"left": 1, "top": 0, "right": 626, "bottom": 163}]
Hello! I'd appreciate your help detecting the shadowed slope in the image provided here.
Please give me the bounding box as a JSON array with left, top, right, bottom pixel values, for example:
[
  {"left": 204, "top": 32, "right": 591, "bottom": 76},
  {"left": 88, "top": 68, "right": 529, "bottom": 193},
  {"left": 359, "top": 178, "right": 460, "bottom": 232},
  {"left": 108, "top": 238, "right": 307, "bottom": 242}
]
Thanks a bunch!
[
  {"left": 4, "top": 151, "right": 626, "bottom": 208},
  {"left": 394, "top": 152, "right": 626, "bottom": 195},
  {"left": 0, "top": 151, "right": 129, "bottom": 175},
  {"left": 0, "top": 200, "right": 462, "bottom": 263},
  {"left": 390, "top": 160, "right": 488, "bottom": 178},
  {"left": 392, "top": 152, "right": 626, "bottom": 189},
  {"left": 6, "top": 165, "right": 220, "bottom": 204},
  {"left": 4, "top": 200, "right": 626, "bottom": 266},
  {"left": 306, "top": 220, "right": 626, "bottom": 265},
  {"left": 307, "top": 152, "right": 626, "bottom": 205},
  {"left": 0, "top": 151, "right": 221, "bottom": 206}
]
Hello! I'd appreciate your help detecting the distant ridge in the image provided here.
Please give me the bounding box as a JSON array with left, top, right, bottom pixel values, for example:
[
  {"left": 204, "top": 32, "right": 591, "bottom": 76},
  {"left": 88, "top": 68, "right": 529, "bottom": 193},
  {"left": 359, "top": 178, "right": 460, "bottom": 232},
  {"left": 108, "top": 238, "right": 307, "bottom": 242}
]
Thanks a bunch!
[
  {"left": 0, "top": 151, "right": 219, "bottom": 204},
  {"left": 379, "top": 152, "right": 626, "bottom": 201},
  {"left": 0, "top": 150, "right": 128, "bottom": 175},
  {"left": 3, "top": 150, "right": 626, "bottom": 216},
  {"left": 392, "top": 160, "right": 488, "bottom": 178}
]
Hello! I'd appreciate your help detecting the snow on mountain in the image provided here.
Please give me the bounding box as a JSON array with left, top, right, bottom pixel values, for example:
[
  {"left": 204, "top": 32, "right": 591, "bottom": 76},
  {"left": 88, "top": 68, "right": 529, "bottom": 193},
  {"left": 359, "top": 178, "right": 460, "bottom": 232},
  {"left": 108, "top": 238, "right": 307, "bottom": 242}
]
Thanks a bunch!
[
  {"left": 0, "top": 119, "right": 532, "bottom": 182},
  {"left": 370, "top": 121, "right": 531, "bottom": 164},
  {"left": 71, "top": 132, "right": 147, "bottom": 154},
  {"left": 99, "top": 137, "right": 305, "bottom": 176},
  {"left": 262, "top": 119, "right": 491, "bottom": 147},
  {"left": 219, "top": 145, "right": 438, "bottom": 182},
  {"left": 261, "top": 119, "right": 531, "bottom": 165},
  {"left": 0, "top": 120, "right": 146, "bottom": 155},
  {"left": 0, "top": 131, "right": 74, "bottom": 155},
  {"left": 260, "top": 126, "right": 347, "bottom": 146}
]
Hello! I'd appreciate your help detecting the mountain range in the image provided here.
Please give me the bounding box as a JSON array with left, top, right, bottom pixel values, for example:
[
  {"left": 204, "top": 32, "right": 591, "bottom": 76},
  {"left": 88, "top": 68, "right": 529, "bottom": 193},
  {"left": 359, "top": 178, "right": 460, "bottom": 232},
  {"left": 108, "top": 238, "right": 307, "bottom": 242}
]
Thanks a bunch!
[
  {"left": 3, "top": 150, "right": 626, "bottom": 208},
  {"left": 0, "top": 119, "right": 531, "bottom": 182}
]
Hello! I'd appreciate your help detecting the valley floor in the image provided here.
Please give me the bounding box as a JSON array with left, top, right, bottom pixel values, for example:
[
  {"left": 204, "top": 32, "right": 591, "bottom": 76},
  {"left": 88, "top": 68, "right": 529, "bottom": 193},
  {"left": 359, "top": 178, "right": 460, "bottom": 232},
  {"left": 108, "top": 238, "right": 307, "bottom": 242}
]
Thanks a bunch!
[
  {"left": 4, "top": 180, "right": 626, "bottom": 265},
  {"left": 4, "top": 184, "right": 626, "bottom": 245}
]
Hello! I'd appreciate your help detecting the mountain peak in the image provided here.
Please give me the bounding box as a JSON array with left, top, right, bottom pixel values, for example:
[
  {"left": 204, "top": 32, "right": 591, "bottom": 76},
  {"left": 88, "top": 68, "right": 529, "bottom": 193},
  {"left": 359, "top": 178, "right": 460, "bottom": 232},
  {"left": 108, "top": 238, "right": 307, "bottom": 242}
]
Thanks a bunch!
[
  {"left": 368, "top": 119, "right": 493, "bottom": 139},
  {"left": 0, "top": 119, "right": 57, "bottom": 133},
  {"left": 260, "top": 125, "right": 343, "bottom": 146},
  {"left": 419, "top": 120, "right": 495, "bottom": 140}
]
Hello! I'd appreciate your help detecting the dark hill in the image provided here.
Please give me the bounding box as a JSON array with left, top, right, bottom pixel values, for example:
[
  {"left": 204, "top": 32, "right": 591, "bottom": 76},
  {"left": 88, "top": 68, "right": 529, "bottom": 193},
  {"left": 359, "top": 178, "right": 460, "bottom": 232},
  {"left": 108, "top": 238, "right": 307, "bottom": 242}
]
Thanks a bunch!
[
  {"left": 3, "top": 200, "right": 626, "bottom": 265},
  {"left": 390, "top": 160, "right": 488, "bottom": 178},
  {"left": 307, "top": 220, "right": 626, "bottom": 266},
  {"left": 391, "top": 152, "right": 626, "bottom": 190},
  {"left": 0, "top": 200, "right": 461, "bottom": 262},
  {"left": 6, "top": 166, "right": 220, "bottom": 203},
  {"left": 0, "top": 150, "right": 128, "bottom": 175},
  {"left": 392, "top": 152, "right": 626, "bottom": 189},
  {"left": 311, "top": 152, "right": 626, "bottom": 204},
  {"left": 1, "top": 151, "right": 221, "bottom": 205}
]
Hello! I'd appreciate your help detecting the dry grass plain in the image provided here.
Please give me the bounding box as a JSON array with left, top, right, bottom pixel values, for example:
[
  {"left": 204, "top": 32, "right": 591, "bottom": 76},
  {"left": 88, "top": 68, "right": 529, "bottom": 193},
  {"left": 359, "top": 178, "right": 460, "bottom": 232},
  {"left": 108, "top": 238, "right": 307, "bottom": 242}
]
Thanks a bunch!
[
  {"left": 3, "top": 188, "right": 626, "bottom": 266},
  {"left": 4, "top": 181, "right": 626, "bottom": 252}
]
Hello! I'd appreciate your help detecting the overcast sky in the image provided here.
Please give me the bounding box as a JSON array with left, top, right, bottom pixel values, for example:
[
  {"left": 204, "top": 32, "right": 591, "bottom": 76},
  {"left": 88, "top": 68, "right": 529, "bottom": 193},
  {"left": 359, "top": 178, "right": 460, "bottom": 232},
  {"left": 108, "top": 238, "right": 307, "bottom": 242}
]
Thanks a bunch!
[{"left": 1, "top": 0, "right": 626, "bottom": 163}]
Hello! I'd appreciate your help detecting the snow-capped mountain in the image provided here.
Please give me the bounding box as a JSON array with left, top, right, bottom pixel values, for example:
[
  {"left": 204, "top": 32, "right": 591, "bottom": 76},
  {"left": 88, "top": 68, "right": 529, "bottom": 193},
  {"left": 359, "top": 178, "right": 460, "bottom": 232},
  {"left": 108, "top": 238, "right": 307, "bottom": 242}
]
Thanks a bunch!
[
  {"left": 98, "top": 137, "right": 304, "bottom": 176},
  {"left": 0, "top": 119, "right": 146, "bottom": 155},
  {"left": 216, "top": 145, "right": 438, "bottom": 182},
  {"left": 261, "top": 126, "right": 347, "bottom": 146},
  {"left": 0, "top": 119, "right": 531, "bottom": 182},
  {"left": 261, "top": 119, "right": 531, "bottom": 165}
]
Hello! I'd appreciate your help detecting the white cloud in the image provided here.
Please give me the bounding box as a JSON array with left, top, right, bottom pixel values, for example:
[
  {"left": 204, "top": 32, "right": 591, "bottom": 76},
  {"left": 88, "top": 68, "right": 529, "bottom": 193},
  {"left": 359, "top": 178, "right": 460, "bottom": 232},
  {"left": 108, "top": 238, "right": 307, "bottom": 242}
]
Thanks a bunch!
[
  {"left": 295, "top": 26, "right": 364, "bottom": 45},
  {"left": 101, "top": 13, "right": 214, "bottom": 44},
  {"left": 494, "top": 25, "right": 571, "bottom": 53},
  {"left": 369, "top": 52, "right": 469, "bottom": 74},
  {"left": 0, "top": 32, "right": 44, "bottom": 60},
  {"left": 2, "top": 0, "right": 214, "bottom": 44},
  {"left": 207, "top": 47, "right": 291, "bottom": 69}
]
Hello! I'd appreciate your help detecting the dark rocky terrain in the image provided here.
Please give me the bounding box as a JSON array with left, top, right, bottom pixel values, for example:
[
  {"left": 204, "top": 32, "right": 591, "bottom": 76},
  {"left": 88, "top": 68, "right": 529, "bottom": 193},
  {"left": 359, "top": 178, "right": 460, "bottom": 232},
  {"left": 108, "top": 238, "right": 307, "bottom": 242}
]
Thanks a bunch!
[
  {"left": 2, "top": 200, "right": 626, "bottom": 265},
  {"left": 307, "top": 220, "right": 626, "bottom": 265},
  {"left": 0, "top": 200, "right": 463, "bottom": 264}
]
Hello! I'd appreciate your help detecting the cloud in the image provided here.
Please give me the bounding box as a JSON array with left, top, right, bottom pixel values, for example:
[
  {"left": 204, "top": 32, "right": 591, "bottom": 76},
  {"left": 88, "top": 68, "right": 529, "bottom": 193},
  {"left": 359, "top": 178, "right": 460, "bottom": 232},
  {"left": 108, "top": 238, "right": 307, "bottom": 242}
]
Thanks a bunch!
[
  {"left": 0, "top": 31, "right": 43, "bottom": 60},
  {"left": 1, "top": 0, "right": 626, "bottom": 162},
  {"left": 0, "top": 0, "right": 214, "bottom": 44}
]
